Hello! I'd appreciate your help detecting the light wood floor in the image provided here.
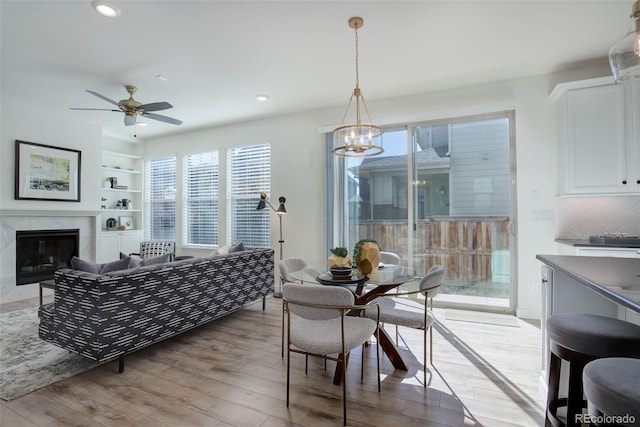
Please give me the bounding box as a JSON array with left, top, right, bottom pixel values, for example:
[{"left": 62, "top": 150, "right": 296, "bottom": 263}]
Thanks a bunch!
[{"left": 1, "top": 295, "right": 544, "bottom": 426}]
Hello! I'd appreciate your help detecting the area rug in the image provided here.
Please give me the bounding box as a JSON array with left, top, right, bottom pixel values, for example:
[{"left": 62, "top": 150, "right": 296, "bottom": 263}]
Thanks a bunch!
[
  {"left": 0, "top": 307, "right": 100, "bottom": 401},
  {"left": 445, "top": 308, "right": 520, "bottom": 327}
]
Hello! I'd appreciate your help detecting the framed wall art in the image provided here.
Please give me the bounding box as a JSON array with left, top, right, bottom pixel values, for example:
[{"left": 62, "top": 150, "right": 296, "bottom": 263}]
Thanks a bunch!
[
  {"left": 14, "top": 140, "right": 81, "bottom": 202},
  {"left": 119, "top": 216, "right": 134, "bottom": 230}
]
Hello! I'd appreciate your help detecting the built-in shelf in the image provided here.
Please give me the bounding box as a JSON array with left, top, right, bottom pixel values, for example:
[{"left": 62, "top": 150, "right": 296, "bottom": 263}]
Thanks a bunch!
[
  {"left": 101, "top": 209, "right": 141, "bottom": 213},
  {"left": 102, "top": 166, "right": 142, "bottom": 174},
  {"left": 102, "top": 188, "right": 141, "bottom": 193},
  {"left": 102, "top": 150, "right": 142, "bottom": 160}
]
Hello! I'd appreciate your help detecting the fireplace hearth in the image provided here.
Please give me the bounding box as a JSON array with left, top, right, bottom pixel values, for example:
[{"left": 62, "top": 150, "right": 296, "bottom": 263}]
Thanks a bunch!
[{"left": 15, "top": 229, "right": 79, "bottom": 285}]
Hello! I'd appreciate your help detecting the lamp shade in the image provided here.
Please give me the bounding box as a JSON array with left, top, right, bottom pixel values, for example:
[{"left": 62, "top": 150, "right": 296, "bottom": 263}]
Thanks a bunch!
[
  {"left": 609, "top": 0, "right": 640, "bottom": 82},
  {"left": 256, "top": 192, "right": 267, "bottom": 210},
  {"left": 276, "top": 197, "right": 287, "bottom": 214}
]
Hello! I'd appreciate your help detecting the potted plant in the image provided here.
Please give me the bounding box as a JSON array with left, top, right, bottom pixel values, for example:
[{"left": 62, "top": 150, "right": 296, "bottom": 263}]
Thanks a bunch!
[
  {"left": 353, "top": 239, "right": 380, "bottom": 275},
  {"left": 328, "top": 247, "right": 352, "bottom": 268}
]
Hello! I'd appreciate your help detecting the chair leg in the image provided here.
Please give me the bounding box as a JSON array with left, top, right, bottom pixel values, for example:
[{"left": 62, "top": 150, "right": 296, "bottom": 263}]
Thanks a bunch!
[
  {"left": 305, "top": 354, "right": 308, "bottom": 375},
  {"left": 423, "top": 326, "right": 427, "bottom": 388},
  {"left": 395, "top": 324, "right": 399, "bottom": 346},
  {"left": 286, "top": 340, "right": 291, "bottom": 408},
  {"left": 429, "top": 325, "right": 434, "bottom": 365},
  {"left": 342, "top": 352, "right": 348, "bottom": 426},
  {"left": 376, "top": 325, "right": 381, "bottom": 393},
  {"left": 361, "top": 344, "right": 365, "bottom": 381},
  {"left": 546, "top": 352, "right": 561, "bottom": 427}
]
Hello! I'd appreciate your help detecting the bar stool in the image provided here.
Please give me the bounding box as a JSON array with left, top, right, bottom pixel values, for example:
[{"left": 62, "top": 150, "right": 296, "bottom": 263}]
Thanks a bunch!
[
  {"left": 583, "top": 357, "right": 640, "bottom": 427},
  {"left": 545, "top": 313, "right": 640, "bottom": 427}
]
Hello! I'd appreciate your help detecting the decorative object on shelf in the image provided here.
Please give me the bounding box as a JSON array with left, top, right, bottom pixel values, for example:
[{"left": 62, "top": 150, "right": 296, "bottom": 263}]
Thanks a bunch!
[
  {"left": 106, "top": 217, "right": 117, "bottom": 230},
  {"left": 103, "top": 178, "right": 112, "bottom": 188},
  {"left": 609, "top": 0, "right": 640, "bottom": 82},
  {"left": 14, "top": 140, "right": 81, "bottom": 202},
  {"left": 328, "top": 247, "right": 352, "bottom": 268},
  {"left": 256, "top": 191, "right": 287, "bottom": 298},
  {"left": 118, "top": 216, "right": 133, "bottom": 230},
  {"left": 121, "top": 198, "right": 129, "bottom": 209},
  {"left": 353, "top": 239, "right": 380, "bottom": 276},
  {"left": 332, "top": 17, "right": 384, "bottom": 158}
]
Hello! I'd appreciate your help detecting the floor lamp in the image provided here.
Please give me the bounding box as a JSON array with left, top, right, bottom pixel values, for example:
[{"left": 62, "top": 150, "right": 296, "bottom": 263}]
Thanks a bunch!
[{"left": 256, "top": 192, "right": 287, "bottom": 298}]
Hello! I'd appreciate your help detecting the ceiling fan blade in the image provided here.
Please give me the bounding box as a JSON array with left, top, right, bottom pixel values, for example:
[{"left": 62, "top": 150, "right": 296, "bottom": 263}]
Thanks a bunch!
[
  {"left": 140, "top": 102, "right": 173, "bottom": 112},
  {"left": 124, "top": 115, "right": 136, "bottom": 126},
  {"left": 86, "top": 90, "right": 120, "bottom": 107},
  {"left": 143, "top": 112, "right": 183, "bottom": 125},
  {"left": 70, "top": 107, "right": 120, "bottom": 111}
]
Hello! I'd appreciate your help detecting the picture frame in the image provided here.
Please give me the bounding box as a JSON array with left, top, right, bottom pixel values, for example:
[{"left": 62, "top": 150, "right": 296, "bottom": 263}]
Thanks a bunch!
[
  {"left": 119, "top": 216, "right": 134, "bottom": 230},
  {"left": 15, "top": 140, "right": 81, "bottom": 202}
]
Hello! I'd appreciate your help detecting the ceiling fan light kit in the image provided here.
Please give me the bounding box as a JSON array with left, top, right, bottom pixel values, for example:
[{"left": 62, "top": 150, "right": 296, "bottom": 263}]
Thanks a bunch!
[
  {"left": 71, "top": 85, "right": 183, "bottom": 127},
  {"left": 332, "top": 16, "right": 384, "bottom": 158},
  {"left": 91, "top": 0, "right": 121, "bottom": 18}
]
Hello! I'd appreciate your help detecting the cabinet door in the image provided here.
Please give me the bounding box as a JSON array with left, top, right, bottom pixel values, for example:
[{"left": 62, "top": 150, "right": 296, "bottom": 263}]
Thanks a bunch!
[
  {"left": 100, "top": 233, "right": 120, "bottom": 262},
  {"left": 628, "top": 82, "right": 640, "bottom": 191},
  {"left": 120, "top": 230, "right": 143, "bottom": 255},
  {"left": 567, "top": 85, "right": 627, "bottom": 194}
]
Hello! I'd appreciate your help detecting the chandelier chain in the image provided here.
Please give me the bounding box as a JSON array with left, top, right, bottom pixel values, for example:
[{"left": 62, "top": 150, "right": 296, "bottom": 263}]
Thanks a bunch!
[{"left": 354, "top": 25, "right": 359, "bottom": 88}]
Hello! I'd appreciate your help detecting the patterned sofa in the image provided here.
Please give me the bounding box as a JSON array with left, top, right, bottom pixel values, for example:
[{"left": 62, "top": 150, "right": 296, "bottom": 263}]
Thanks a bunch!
[{"left": 39, "top": 248, "right": 274, "bottom": 372}]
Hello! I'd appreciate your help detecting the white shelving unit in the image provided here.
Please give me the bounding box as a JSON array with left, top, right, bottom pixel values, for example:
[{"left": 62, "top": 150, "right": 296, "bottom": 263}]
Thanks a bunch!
[{"left": 99, "top": 148, "right": 144, "bottom": 262}]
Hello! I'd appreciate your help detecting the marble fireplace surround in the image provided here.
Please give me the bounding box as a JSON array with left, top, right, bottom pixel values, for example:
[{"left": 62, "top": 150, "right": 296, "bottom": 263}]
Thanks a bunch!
[{"left": 0, "top": 210, "right": 100, "bottom": 303}]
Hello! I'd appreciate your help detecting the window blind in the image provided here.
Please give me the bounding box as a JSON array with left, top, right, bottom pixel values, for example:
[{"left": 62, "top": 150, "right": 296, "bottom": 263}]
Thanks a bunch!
[
  {"left": 144, "top": 157, "right": 176, "bottom": 240},
  {"left": 182, "top": 151, "right": 219, "bottom": 246},
  {"left": 227, "top": 144, "right": 270, "bottom": 247}
]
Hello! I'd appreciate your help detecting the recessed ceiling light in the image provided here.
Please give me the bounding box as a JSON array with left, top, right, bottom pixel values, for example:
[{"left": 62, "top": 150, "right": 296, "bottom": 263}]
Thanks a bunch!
[
  {"left": 156, "top": 74, "right": 169, "bottom": 82},
  {"left": 256, "top": 94, "right": 269, "bottom": 102},
  {"left": 91, "top": 1, "right": 121, "bottom": 18}
]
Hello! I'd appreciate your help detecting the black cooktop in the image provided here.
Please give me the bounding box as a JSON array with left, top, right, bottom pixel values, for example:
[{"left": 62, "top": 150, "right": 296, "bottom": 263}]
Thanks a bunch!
[{"left": 589, "top": 235, "right": 640, "bottom": 245}]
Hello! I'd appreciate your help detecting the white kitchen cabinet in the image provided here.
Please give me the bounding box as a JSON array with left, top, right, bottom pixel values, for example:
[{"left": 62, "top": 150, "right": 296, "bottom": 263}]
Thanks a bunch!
[
  {"left": 553, "top": 79, "right": 640, "bottom": 195},
  {"left": 98, "top": 230, "right": 143, "bottom": 262}
]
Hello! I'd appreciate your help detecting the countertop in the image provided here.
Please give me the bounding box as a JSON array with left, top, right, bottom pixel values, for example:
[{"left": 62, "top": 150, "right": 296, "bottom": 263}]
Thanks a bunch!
[
  {"left": 556, "top": 238, "right": 640, "bottom": 249},
  {"left": 536, "top": 254, "right": 640, "bottom": 313}
]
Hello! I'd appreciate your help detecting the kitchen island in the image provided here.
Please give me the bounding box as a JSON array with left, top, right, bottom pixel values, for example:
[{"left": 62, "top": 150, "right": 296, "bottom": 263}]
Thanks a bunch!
[{"left": 536, "top": 254, "right": 640, "bottom": 393}]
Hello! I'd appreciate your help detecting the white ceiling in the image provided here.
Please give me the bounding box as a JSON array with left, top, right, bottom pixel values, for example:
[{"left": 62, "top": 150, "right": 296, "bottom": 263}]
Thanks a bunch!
[{"left": 1, "top": 1, "right": 633, "bottom": 140}]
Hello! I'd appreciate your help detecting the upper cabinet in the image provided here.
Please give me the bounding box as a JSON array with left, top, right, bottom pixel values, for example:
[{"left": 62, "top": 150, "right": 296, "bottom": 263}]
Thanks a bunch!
[{"left": 553, "top": 78, "right": 639, "bottom": 195}]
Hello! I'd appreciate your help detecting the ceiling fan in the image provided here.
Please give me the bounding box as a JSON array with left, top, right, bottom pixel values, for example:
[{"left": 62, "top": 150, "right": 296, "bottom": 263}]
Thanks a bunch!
[{"left": 71, "top": 85, "right": 183, "bottom": 126}]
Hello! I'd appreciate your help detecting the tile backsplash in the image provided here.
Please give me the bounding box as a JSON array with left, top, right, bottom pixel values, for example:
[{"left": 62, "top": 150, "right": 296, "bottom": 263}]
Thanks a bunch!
[{"left": 557, "top": 195, "right": 640, "bottom": 239}]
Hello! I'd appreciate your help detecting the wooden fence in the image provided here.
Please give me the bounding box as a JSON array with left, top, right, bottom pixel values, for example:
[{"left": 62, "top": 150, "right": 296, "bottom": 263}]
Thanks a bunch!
[{"left": 353, "top": 218, "right": 510, "bottom": 285}]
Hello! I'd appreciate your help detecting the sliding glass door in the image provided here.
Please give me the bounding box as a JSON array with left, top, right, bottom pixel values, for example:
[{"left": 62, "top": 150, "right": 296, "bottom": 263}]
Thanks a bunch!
[{"left": 327, "top": 111, "right": 516, "bottom": 311}]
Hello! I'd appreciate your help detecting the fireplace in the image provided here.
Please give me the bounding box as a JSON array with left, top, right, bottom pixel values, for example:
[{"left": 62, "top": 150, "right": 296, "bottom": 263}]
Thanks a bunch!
[{"left": 15, "top": 229, "right": 79, "bottom": 285}]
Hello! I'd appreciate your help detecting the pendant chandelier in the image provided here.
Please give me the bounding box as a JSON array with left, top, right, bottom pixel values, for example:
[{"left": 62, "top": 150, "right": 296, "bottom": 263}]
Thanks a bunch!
[
  {"left": 609, "top": 0, "right": 640, "bottom": 82},
  {"left": 332, "top": 17, "right": 384, "bottom": 158}
]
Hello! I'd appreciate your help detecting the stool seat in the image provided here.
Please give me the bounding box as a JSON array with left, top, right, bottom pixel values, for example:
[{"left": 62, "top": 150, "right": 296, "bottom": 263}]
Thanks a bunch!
[
  {"left": 547, "top": 313, "right": 640, "bottom": 358},
  {"left": 583, "top": 358, "right": 640, "bottom": 426},
  {"left": 545, "top": 314, "right": 640, "bottom": 427}
]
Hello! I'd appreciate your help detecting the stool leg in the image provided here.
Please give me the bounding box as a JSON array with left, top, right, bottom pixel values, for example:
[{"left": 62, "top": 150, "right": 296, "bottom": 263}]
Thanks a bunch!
[
  {"left": 566, "top": 360, "right": 586, "bottom": 427},
  {"left": 546, "top": 352, "right": 561, "bottom": 427}
]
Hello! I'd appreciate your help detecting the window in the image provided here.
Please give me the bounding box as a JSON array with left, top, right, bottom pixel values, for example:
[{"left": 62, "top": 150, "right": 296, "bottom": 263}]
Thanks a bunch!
[
  {"left": 182, "top": 151, "right": 219, "bottom": 246},
  {"left": 145, "top": 157, "right": 176, "bottom": 240},
  {"left": 328, "top": 112, "right": 515, "bottom": 310},
  {"left": 227, "top": 144, "right": 270, "bottom": 247}
]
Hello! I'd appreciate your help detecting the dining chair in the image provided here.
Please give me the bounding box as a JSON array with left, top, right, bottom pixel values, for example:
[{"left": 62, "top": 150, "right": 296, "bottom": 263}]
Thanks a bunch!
[
  {"left": 283, "top": 283, "right": 380, "bottom": 426},
  {"left": 278, "top": 258, "right": 307, "bottom": 357},
  {"left": 379, "top": 251, "right": 401, "bottom": 265},
  {"left": 365, "top": 264, "right": 445, "bottom": 388}
]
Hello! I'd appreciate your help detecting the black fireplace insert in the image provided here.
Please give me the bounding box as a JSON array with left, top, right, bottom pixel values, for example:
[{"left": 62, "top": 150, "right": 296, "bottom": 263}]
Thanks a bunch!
[{"left": 15, "top": 229, "right": 79, "bottom": 285}]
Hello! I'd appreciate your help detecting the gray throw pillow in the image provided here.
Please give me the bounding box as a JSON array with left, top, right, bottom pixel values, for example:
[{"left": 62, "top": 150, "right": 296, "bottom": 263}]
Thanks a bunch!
[
  {"left": 228, "top": 241, "right": 246, "bottom": 253},
  {"left": 141, "top": 253, "right": 172, "bottom": 266},
  {"left": 71, "top": 256, "right": 100, "bottom": 273},
  {"left": 100, "top": 256, "right": 132, "bottom": 273},
  {"left": 71, "top": 256, "right": 131, "bottom": 274}
]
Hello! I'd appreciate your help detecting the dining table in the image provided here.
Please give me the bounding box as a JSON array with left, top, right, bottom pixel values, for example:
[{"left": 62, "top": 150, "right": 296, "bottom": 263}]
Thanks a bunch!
[{"left": 288, "top": 264, "right": 421, "bottom": 385}]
